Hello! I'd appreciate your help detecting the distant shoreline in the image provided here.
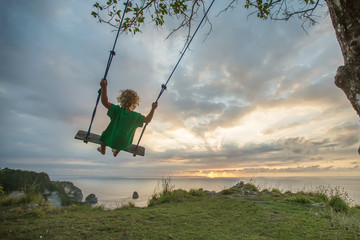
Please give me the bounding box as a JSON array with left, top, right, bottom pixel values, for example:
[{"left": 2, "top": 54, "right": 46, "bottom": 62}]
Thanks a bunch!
[{"left": 59, "top": 175, "right": 360, "bottom": 208}]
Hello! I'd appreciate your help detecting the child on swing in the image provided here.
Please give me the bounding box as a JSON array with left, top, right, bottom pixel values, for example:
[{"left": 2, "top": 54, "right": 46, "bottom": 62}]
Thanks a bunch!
[{"left": 97, "top": 78, "right": 158, "bottom": 156}]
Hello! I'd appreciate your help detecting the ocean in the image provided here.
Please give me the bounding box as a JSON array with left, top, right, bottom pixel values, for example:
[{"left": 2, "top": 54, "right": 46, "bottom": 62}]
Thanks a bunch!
[{"left": 52, "top": 176, "right": 360, "bottom": 208}]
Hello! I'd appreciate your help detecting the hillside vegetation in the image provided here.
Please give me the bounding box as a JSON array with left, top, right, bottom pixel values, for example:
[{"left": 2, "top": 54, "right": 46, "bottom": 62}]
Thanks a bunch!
[
  {"left": 0, "top": 168, "right": 83, "bottom": 206},
  {"left": 1, "top": 174, "right": 359, "bottom": 239}
]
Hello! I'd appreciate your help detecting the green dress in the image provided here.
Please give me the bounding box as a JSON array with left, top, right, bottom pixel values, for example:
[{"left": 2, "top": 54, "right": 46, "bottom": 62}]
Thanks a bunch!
[{"left": 99, "top": 104, "right": 145, "bottom": 150}]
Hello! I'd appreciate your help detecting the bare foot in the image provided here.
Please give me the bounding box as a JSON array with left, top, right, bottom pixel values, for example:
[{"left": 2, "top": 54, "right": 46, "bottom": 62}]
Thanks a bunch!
[
  {"left": 112, "top": 149, "right": 120, "bottom": 157},
  {"left": 97, "top": 147, "right": 105, "bottom": 155}
]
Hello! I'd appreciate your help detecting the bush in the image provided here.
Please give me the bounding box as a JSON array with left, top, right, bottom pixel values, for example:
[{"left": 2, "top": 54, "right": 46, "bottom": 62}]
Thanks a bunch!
[
  {"left": 0, "top": 192, "right": 46, "bottom": 207},
  {"left": 271, "top": 188, "right": 282, "bottom": 194},
  {"left": 220, "top": 189, "right": 235, "bottom": 195},
  {"left": 189, "top": 188, "right": 204, "bottom": 196},
  {"left": 295, "top": 195, "right": 312, "bottom": 204},
  {"left": 245, "top": 183, "right": 259, "bottom": 192},
  {"left": 148, "top": 189, "right": 190, "bottom": 207},
  {"left": 286, "top": 195, "right": 312, "bottom": 204},
  {"left": 148, "top": 178, "right": 206, "bottom": 207},
  {"left": 261, "top": 189, "right": 270, "bottom": 193},
  {"left": 329, "top": 196, "right": 350, "bottom": 213},
  {"left": 314, "top": 193, "right": 329, "bottom": 203}
]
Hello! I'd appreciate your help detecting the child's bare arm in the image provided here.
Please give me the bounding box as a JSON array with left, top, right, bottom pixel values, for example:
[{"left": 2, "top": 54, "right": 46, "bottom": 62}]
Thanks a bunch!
[
  {"left": 100, "top": 78, "right": 112, "bottom": 109},
  {"left": 144, "top": 102, "right": 158, "bottom": 124}
]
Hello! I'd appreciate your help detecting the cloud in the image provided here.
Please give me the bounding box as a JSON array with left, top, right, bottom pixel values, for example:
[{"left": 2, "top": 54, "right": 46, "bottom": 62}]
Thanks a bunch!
[
  {"left": 0, "top": 1, "right": 358, "bottom": 178},
  {"left": 327, "top": 122, "right": 360, "bottom": 147}
]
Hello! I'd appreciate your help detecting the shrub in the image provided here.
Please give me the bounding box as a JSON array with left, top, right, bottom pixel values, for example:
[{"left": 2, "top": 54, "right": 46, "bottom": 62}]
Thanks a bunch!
[
  {"left": 0, "top": 194, "right": 15, "bottom": 206},
  {"left": 148, "top": 189, "right": 189, "bottom": 207},
  {"left": 245, "top": 183, "right": 259, "bottom": 192},
  {"left": 189, "top": 188, "right": 204, "bottom": 196},
  {"left": 220, "top": 189, "right": 235, "bottom": 195},
  {"left": 271, "top": 188, "right": 282, "bottom": 194},
  {"left": 286, "top": 195, "right": 312, "bottom": 204},
  {"left": 0, "top": 192, "right": 45, "bottom": 207},
  {"left": 261, "top": 189, "right": 270, "bottom": 193},
  {"left": 329, "top": 196, "right": 349, "bottom": 213},
  {"left": 295, "top": 195, "right": 312, "bottom": 204},
  {"left": 314, "top": 193, "right": 329, "bottom": 203}
]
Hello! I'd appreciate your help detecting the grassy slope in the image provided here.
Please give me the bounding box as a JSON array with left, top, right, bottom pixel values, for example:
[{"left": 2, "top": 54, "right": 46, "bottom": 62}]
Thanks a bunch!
[{"left": 1, "top": 190, "right": 360, "bottom": 240}]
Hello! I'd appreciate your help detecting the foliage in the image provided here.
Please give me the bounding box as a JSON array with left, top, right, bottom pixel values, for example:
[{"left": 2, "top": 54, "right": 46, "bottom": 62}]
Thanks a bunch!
[
  {"left": 313, "top": 192, "right": 329, "bottom": 203},
  {"left": 245, "top": 182, "right": 259, "bottom": 192},
  {"left": 0, "top": 168, "right": 82, "bottom": 207},
  {"left": 330, "top": 195, "right": 350, "bottom": 213},
  {"left": 294, "top": 195, "right": 312, "bottom": 204},
  {"left": 244, "top": 0, "right": 320, "bottom": 23},
  {"left": 0, "top": 168, "right": 55, "bottom": 193},
  {"left": 92, "top": 0, "right": 191, "bottom": 35},
  {"left": 220, "top": 181, "right": 259, "bottom": 196},
  {"left": 148, "top": 178, "right": 205, "bottom": 207},
  {"left": 0, "top": 191, "right": 46, "bottom": 207},
  {"left": 91, "top": 0, "right": 324, "bottom": 40},
  {"left": 188, "top": 188, "right": 204, "bottom": 196},
  {"left": 271, "top": 188, "right": 282, "bottom": 194}
]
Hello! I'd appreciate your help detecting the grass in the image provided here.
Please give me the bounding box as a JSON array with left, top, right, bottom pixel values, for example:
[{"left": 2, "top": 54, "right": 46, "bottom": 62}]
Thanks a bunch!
[
  {"left": 0, "top": 182, "right": 359, "bottom": 240},
  {"left": 0, "top": 191, "right": 46, "bottom": 207}
]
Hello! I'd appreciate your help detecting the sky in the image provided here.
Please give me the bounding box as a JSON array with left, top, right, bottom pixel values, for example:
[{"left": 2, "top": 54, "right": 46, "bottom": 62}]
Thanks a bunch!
[{"left": 0, "top": 0, "right": 359, "bottom": 179}]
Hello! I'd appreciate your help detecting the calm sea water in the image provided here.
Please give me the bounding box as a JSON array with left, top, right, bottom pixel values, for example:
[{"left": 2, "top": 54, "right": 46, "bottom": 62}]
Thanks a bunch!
[{"left": 52, "top": 176, "right": 360, "bottom": 208}]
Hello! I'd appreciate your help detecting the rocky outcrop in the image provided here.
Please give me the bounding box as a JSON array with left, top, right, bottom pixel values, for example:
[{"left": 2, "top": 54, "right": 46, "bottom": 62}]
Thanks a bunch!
[
  {"left": 54, "top": 181, "right": 83, "bottom": 203},
  {"left": 85, "top": 194, "right": 98, "bottom": 205},
  {"left": 46, "top": 191, "right": 62, "bottom": 207},
  {"left": 132, "top": 191, "right": 139, "bottom": 199},
  {"left": 1, "top": 168, "right": 83, "bottom": 207}
]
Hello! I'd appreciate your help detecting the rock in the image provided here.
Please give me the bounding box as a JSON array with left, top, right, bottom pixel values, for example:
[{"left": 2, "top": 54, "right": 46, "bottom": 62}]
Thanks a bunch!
[
  {"left": 132, "top": 191, "right": 139, "bottom": 199},
  {"left": 312, "top": 203, "right": 327, "bottom": 208},
  {"left": 24, "top": 203, "right": 41, "bottom": 210},
  {"left": 54, "top": 181, "right": 83, "bottom": 203},
  {"left": 204, "top": 190, "right": 216, "bottom": 195},
  {"left": 85, "top": 194, "right": 98, "bottom": 205},
  {"left": 47, "top": 191, "right": 62, "bottom": 207}
]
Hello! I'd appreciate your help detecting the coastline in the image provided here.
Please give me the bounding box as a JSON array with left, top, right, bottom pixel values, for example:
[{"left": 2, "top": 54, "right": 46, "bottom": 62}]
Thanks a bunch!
[{"left": 51, "top": 175, "right": 360, "bottom": 208}]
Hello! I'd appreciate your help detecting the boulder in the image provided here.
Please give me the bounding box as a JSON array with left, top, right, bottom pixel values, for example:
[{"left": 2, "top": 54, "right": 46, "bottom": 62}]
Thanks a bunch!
[
  {"left": 85, "top": 193, "right": 98, "bottom": 205},
  {"left": 132, "top": 191, "right": 139, "bottom": 199}
]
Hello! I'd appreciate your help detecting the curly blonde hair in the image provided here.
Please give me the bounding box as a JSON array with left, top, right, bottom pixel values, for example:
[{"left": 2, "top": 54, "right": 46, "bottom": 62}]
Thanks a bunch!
[{"left": 117, "top": 89, "right": 140, "bottom": 110}]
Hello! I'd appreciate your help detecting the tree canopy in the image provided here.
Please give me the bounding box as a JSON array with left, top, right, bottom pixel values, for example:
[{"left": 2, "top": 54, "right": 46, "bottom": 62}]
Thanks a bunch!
[{"left": 91, "top": 0, "right": 323, "bottom": 40}]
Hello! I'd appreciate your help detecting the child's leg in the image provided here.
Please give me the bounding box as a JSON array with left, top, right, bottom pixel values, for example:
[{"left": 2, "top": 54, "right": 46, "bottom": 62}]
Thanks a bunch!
[
  {"left": 97, "top": 142, "right": 106, "bottom": 155},
  {"left": 112, "top": 149, "right": 120, "bottom": 157}
]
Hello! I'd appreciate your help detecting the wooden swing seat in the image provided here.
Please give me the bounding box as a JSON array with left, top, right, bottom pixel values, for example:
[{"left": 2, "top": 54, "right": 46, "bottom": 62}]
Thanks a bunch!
[{"left": 74, "top": 130, "right": 145, "bottom": 156}]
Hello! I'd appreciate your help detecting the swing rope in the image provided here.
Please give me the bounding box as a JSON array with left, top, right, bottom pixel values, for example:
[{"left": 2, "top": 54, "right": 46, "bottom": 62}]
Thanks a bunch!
[
  {"left": 133, "top": 0, "right": 216, "bottom": 156},
  {"left": 85, "top": 0, "right": 130, "bottom": 141}
]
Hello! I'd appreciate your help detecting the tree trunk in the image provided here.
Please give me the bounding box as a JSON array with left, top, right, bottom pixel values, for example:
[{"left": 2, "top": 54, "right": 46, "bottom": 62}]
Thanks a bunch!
[{"left": 325, "top": 0, "right": 360, "bottom": 118}]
